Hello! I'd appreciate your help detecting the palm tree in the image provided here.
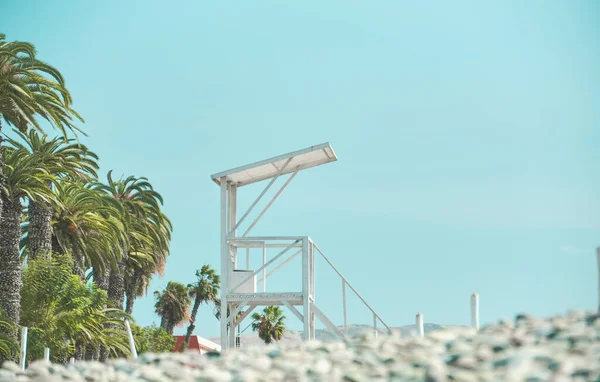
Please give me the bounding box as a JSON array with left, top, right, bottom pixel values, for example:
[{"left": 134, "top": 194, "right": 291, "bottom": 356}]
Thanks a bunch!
[
  {"left": 43, "top": 181, "right": 126, "bottom": 280},
  {"left": 6, "top": 129, "right": 98, "bottom": 261},
  {"left": 251, "top": 306, "right": 286, "bottom": 345},
  {"left": 0, "top": 33, "right": 83, "bottom": 224},
  {"left": 0, "top": 147, "right": 55, "bottom": 341},
  {"left": 123, "top": 217, "right": 171, "bottom": 314},
  {"left": 0, "top": 33, "right": 82, "bottom": 344},
  {"left": 95, "top": 171, "right": 171, "bottom": 310},
  {"left": 154, "top": 282, "right": 190, "bottom": 335},
  {"left": 183, "top": 265, "right": 220, "bottom": 350},
  {"left": 124, "top": 255, "right": 157, "bottom": 314}
]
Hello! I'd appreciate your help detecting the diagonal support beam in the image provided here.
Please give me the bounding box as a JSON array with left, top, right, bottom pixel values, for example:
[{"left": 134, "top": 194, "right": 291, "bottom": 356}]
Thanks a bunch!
[
  {"left": 257, "top": 249, "right": 302, "bottom": 286},
  {"left": 228, "top": 157, "right": 293, "bottom": 236},
  {"left": 242, "top": 170, "right": 299, "bottom": 237},
  {"left": 229, "top": 240, "right": 300, "bottom": 293},
  {"left": 283, "top": 300, "right": 304, "bottom": 323},
  {"left": 234, "top": 305, "right": 257, "bottom": 326},
  {"left": 311, "top": 302, "right": 343, "bottom": 339},
  {"left": 230, "top": 301, "right": 248, "bottom": 322}
]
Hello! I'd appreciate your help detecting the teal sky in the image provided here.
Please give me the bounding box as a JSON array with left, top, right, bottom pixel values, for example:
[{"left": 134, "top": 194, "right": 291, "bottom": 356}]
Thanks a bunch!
[{"left": 2, "top": 1, "right": 599, "bottom": 338}]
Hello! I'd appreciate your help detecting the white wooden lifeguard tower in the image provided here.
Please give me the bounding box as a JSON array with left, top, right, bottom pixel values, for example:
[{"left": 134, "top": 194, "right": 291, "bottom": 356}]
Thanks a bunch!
[{"left": 211, "top": 143, "right": 390, "bottom": 350}]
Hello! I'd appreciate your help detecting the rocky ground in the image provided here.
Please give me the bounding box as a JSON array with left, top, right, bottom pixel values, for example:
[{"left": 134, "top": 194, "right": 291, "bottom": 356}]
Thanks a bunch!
[{"left": 1, "top": 311, "right": 598, "bottom": 381}]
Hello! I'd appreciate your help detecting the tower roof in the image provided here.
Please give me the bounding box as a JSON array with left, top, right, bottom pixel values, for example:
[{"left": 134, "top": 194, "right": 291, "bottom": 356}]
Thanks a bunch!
[{"left": 210, "top": 142, "right": 337, "bottom": 187}]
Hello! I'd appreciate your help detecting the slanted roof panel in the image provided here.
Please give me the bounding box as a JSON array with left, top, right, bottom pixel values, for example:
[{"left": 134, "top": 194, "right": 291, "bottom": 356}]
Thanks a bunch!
[{"left": 211, "top": 142, "right": 337, "bottom": 187}]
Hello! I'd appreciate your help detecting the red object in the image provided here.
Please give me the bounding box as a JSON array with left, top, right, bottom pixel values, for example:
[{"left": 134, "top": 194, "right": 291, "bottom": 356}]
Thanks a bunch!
[{"left": 173, "top": 335, "right": 215, "bottom": 352}]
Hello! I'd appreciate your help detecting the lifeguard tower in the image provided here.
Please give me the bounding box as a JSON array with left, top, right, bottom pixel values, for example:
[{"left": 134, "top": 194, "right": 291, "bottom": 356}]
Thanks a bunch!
[{"left": 211, "top": 142, "right": 390, "bottom": 350}]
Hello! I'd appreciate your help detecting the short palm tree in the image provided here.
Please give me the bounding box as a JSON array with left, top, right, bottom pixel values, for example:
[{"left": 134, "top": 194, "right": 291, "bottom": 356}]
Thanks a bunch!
[
  {"left": 154, "top": 282, "right": 190, "bottom": 335},
  {"left": 251, "top": 306, "right": 286, "bottom": 345},
  {"left": 183, "top": 265, "right": 220, "bottom": 350},
  {"left": 0, "top": 146, "right": 55, "bottom": 340}
]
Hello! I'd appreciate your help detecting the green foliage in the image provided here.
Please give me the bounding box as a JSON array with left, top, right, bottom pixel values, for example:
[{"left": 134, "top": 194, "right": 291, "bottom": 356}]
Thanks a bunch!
[
  {"left": 20, "top": 254, "right": 130, "bottom": 362},
  {"left": 251, "top": 306, "right": 286, "bottom": 345},
  {"left": 0, "top": 309, "right": 18, "bottom": 363},
  {"left": 130, "top": 323, "right": 175, "bottom": 354}
]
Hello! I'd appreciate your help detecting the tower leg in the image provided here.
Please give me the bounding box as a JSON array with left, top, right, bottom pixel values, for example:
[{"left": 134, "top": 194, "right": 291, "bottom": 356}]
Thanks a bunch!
[
  {"left": 309, "top": 241, "right": 315, "bottom": 340},
  {"left": 229, "top": 302, "right": 237, "bottom": 348},
  {"left": 220, "top": 178, "right": 229, "bottom": 351},
  {"left": 302, "top": 237, "right": 311, "bottom": 341}
]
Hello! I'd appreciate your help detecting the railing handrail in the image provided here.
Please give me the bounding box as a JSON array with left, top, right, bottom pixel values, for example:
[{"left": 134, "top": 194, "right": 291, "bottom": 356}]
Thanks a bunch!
[
  {"left": 228, "top": 236, "right": 305, "bottom": 241},
  {"left": 312, "top": 243, "right": 391, "bottom": 332}
]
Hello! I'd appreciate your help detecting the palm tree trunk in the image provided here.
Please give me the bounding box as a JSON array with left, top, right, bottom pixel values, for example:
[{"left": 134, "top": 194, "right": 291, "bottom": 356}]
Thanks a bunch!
[
  {"left": 125, "top": 268, "right": 142, "bottom": 315},
  {"left": 108, "top": 251, "right": 127, "bottom": 310},
  {"left": 75, "top": 341, "right": 84, "bottom": 360},
  {"left": 72, "top": 250, "right": 86, "bottom": 281},
  {"left": 51, "top": 233, "right": 64, "bottom": 254},
  {"left": 93, "top": 266, "right": 110, "bottom": 291},
  {"left": 93, "top": 265, "right": 111, "bottom": 362},
  {"left": 0, "top": 195, "right": 23, "bottom": 344},
  {"left": 183, "top": 297, "right": 201, "bottom": 350},
  {"left": 160, "top": 316, "right": 169, "bottom": 333},
  {"left": 0, "top": 119, "right": 4, "bottom": 226},
  {"left": 160, "top": 316, "right": 175, "bottom": 335},
  {"left": 27, "top": 196, "right": 53, "bottom": 261}
]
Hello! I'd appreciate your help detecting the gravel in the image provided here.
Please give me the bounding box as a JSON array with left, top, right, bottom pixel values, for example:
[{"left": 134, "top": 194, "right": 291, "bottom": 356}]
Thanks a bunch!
[{"left": 1, "top": 311, "right": 599, "bottom": 381}]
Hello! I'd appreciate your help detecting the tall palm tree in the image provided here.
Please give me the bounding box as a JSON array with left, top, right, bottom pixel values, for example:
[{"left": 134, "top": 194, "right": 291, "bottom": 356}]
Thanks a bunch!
[
  {"left": 251, "top": 306, "right": 286, "bottom": 345},
  {"left": 95, "top": 171, "right": 171, "bottom": 310},
  {"left": 124, "top": 251, "right": 165, "bottom": 315},
  {"left": 6, "top": 129, "right": 98, "bottom": 261},
  {"left": 154, "top": 282, "right": 190, "bottom": 335},
  {"left": 183, "top": 265, "right": 220, "bottom": 350},
  {"left": 0, "top": 33, "right": 83, "bottom": 224},
  {"left": 42, "top": 181, "right": 126, "bottom": 280},
  {"left": 0, "top": 147, "right": 55, "bottom": 340},
  {"left": 123, "top": 212, "right": 171, "bottom": 314},
  {"left": 0, "top": 33, "right": 83, "bottom": 345}
]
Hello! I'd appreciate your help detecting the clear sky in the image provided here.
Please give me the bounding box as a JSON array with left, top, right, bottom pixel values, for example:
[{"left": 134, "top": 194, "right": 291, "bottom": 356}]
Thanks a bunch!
[{"left": 2, "top": 1, "right": 599, "bottom": 338}]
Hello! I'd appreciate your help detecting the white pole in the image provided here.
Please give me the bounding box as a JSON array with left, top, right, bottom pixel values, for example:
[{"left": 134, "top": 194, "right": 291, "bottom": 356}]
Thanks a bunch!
[
  {"left": 302, "top": 237, "right": 311, "bottom": 341},
  {"left": 262, "top": 243, "right": 267, "bottom": 292},
  {"left": 246, "top": 248, "right": 250, "bottom": 270},
  {"left": 44, "top": 348, "right": 50, "bottom": 362},
  {"left": 597, "top": 248, "right": 600, "bottom": 311},
  {"left": 69, "top": 357, "right": 75, "bottom": 365},
  {"left": 220, "top": 178, "right": 229, "bottom": 351},
  {"left": 124, "top": 319, "right": 138, "bottom": 359},
  {"left": 471, "top": 293, "right": 480, "bottom": 330},
  {"left": 416, "top": 313, "right": 424, "bottom": 338},
  {"left": 373, "top": 313, "right": 378, "bottom": 338},
  {"left": 19, "top": 327, "right": 27, "bottom": 370},
  {"left": 342, "top": 280, "right": 347, "bottom": 334}
]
